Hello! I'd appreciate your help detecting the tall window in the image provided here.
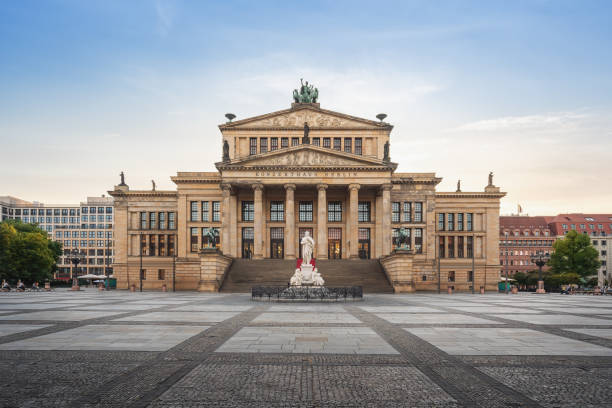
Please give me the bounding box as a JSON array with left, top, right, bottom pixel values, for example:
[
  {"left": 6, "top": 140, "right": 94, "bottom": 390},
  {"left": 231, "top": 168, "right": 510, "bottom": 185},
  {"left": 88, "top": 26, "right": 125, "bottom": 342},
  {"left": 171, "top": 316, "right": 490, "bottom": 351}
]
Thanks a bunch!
[
  {"left": 312, "top": 137, "right": 320, "bottom": 146},
  {"left": 403, "top": 202, "right": 411, "bottom": 222},
  {"left": 149, "top": 212, "right": 156, "bottom": 229},
  {"left": 242, "top": 201, "right": 254, "bottom": 221},
  {"left": 168, "top": 235, "right": 175, "bottom": 256},
  {"left": 212, "top": 201, "right": 220, "bottom": 222},
  {"left": 344, "top": 138, "right": 352, "bottom": 153},
  {"left": 281, "top": 137, "right": 289, "bottom": 148},
  {"left": 249, "top": 138, "right": 257, "bottom": 155},
  {"left": 328, "top": 201, "right": 342, "bottom": 222},
  {"left": 358, "top": 201, "right": 371, "bottom": 222},
  {"left": 333, "top": 138, "right": 341, "bottom": 150},
  {"left": 260, "top": 138, "right": 268, "bottom": 153},
  {"left": 438, "top": 236, "right": 445, "bottom": 258},
  {"left": 201, "top": 201, "right": 209, "bottom": 222},
  {"left": 448, "top": 271, "right": 455, "bottom": 282},
  {"left": 437, "top": 213, "right": 444, "bottom": 230},
  {"left": 392, "top": 202, "right": 400, "bottom": 223},
  {"left": 458, "top": 236, "right": 464, "bottom": 258},
  {"left": 448, "top": 236, "right": 455, "bottom": 258},
  {"left": 467, "top": 213, "right": 473, "bottom": 231},
  {"left": 467, "top": 236, "right": 473, "bottom": 257},
  {"left": 355, "top": 138, "right": 362, "bottom": 155},
  {"left": 158, "top": 269, "right": 165, "bottom": 280},
  {"left": 149, "top": 234, "right": 156, "bottom": 255},
  {"left": 190, "top": 227, "right": 198, "bottom": 252},
  {"left": 299, "top": 201, "right": 313, "bottom": 222},
  {"left": 158, "top": 235, "right": 166, "bottom": 256},
  {"left": 190, "top": 201, "right": 199, "bottom": 221},
  {"left": 270, "top": 138, "right": 278, "bottom": 151},
  {"left": 270, "top": 201, "right": 284, "bottom": 221},
  {"left": 467, "top": 270, "right": 473, "bottom": 282},
  {"left": 168, "top": 212, "right": 176, "bottom": 229},
  {"left": 414, "top": 202, "right": 423, "bottom": 222},
  {"left": 323, "top": 137, "right": 331, "bottom": 148},
  {"left": 291, "top": 137, "right": 299, "bottom": 146},
  {"left": 140, "top": 212, "right": 147, "bottom": 229},
  {"left": 447, "top": 213, "right": 454, "bottom": 231},
  {"left": 457, "top": 213, "right": 464, "bottom": 231}
]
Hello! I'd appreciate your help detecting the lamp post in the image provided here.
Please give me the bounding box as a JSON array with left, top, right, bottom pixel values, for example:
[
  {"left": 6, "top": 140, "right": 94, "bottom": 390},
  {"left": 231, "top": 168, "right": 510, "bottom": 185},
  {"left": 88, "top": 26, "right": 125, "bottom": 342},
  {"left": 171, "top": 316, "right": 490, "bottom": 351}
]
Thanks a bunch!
[
  {"left": 68, "top": 249, "right": 82, "bottom": 291},
  {"left": 504, "top": 231, "right": 509, "bottom": 294},
  {"left": 530, "top": 251, "right": 550, "bottom": 294},
  {"left": 139, "top": 231, "right": 143, "bottom": 292}
]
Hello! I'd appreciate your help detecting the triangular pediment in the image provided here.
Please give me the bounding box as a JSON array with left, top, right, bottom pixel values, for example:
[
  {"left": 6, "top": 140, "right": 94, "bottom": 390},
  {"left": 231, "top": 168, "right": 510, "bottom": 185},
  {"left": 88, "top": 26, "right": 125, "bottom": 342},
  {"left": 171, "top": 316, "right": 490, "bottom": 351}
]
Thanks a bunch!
[
  {"left": 216, "top": 145, "right": 395, "bottom": 170},
  {"left": 219, "top": 104, "right": 391, "bottom": 130}
]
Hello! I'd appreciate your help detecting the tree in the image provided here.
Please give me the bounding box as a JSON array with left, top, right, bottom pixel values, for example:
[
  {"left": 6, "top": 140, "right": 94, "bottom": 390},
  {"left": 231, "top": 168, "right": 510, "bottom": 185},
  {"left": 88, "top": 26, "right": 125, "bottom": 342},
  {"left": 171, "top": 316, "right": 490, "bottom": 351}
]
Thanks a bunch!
[
  {"left": 513, "top": 272, "right": 528, "bottom": 287},
  {"left": 0, "top": 220, "right": 62, "bottom": 283},
  {"left": 548, "top": 230, "right": 600, "bottom": 278}
]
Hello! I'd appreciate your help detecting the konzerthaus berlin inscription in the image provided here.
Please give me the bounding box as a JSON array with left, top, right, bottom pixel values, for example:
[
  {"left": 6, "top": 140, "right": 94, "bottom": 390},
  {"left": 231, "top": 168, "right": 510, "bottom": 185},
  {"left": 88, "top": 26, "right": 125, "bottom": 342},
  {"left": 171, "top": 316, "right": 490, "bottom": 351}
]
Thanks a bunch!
[{"left": 110, "top": 82, "right": 505, "bottom": 293}]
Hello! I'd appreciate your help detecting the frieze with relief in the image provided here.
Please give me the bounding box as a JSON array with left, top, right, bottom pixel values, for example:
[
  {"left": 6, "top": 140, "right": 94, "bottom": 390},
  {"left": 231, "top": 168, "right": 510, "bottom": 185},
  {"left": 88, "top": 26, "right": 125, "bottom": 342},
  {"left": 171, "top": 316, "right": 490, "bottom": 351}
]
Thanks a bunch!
[
  {"left": 240, "top": 150, "right": 374, "bottom": 167},
  {"left": 244, "top": 111, "right": 370, "bottom": 129}
]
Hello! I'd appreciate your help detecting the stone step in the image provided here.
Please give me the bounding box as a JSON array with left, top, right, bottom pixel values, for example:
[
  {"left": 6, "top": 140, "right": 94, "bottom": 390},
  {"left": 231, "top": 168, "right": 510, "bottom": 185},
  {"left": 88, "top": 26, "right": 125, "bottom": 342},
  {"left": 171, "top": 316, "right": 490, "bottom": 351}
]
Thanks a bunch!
[{"left": 220, "top": 259, "right": 393, "bottom": 293}]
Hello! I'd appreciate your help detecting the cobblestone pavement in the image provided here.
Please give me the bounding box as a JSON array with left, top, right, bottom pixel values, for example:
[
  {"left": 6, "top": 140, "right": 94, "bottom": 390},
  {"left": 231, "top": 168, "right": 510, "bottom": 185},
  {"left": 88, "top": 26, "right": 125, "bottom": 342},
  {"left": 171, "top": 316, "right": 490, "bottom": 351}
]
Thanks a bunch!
[{"left": 1, "top": 290, "right": 612, "bottom": 407}]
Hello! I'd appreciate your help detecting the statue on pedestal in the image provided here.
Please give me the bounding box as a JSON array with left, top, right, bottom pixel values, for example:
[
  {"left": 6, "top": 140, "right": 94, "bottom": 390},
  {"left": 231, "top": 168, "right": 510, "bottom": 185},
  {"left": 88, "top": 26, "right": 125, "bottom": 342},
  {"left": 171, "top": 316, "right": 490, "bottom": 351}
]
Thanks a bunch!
[
  {"left": 290, "top": 231, "right": 324, "bottom": 286},
  {"left": 301, "top": 231, "right": 314, "bottom": 264},
  {"left": 488, "top": 172, "right": 494, "bottom": 186},
  {"left": 222, "top": 140, "right": 230, "bottom": 162},
  {"left": 302, "top": 122, "right": 310, "bottom": 144}
]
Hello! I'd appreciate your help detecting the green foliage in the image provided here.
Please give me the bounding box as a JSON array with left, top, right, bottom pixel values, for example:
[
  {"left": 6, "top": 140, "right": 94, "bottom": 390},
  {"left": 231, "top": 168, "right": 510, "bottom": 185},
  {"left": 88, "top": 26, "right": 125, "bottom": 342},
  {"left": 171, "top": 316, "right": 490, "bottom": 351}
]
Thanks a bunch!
[
  {"left": 0, "top": 219, "right": 62, "bottom": 283},
  {"left": 545, "top": 272, "right": 581, "bottom": 288},
  {"left": 526, "top": 271, "right": 540, "bottom": 286},
  {"left": 548, "top": 230, "right": 600, "bottom": 278},
  {"left": 586, "top": 277, "right": 599, "bottom": 288},
  {"left": 513, "top": 272, "right": 528, "bottom": 286}
]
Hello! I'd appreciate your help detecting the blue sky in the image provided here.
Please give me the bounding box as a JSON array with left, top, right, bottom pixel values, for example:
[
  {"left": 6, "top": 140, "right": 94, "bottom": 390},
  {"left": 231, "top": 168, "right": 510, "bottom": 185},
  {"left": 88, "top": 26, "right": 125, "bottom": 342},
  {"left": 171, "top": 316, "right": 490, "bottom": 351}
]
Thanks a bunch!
[{"left": 1, "top": 0, "right": 611, "bottom": 214}]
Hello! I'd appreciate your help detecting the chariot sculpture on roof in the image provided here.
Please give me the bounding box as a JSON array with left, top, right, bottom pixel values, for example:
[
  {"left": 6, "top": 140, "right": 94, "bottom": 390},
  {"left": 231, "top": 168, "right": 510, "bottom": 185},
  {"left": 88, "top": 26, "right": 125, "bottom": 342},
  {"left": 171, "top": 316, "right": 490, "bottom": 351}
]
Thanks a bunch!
[{"left": 293, "top": 79, "right": 319, "bottom": 103}]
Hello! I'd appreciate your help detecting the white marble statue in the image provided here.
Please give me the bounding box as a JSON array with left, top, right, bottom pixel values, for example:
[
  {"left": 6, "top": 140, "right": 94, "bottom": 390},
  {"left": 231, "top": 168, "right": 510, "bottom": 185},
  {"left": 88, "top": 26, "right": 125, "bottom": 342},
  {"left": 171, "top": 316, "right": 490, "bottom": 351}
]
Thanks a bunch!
[
  {"left": 290, "top": 231, "right": 324, "bottom": 286},
  {"left": 301, "top": 231, "right": 314, "bottom": 265}
]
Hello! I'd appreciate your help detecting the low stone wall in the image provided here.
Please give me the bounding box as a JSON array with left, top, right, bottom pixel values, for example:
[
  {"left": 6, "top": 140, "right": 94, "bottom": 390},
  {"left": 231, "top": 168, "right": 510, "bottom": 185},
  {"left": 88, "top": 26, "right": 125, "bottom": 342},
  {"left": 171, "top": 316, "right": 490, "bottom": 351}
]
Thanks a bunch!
[
  {"left": 198, "top": 248, "right": 233, "bottom": 292},
  {"left": 380, "top": 250, "right": 415, "bottom": 293}
]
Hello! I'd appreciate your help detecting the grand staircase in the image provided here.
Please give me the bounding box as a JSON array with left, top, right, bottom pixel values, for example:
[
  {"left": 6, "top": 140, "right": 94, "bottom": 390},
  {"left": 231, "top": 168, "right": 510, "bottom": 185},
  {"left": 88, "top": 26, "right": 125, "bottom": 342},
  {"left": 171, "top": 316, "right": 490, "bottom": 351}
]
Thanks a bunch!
[{"left": 220, "top": 259, "right": 393, "bottom": 293}]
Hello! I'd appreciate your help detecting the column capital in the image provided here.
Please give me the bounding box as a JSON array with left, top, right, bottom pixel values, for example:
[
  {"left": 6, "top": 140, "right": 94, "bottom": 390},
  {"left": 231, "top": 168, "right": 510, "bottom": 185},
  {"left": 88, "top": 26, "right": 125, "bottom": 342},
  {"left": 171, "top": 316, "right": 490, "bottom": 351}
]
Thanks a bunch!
[
  {"left": 220, "top": 183, "right": 234, "bottom": 195},
  {"left": 317, "top": 183, "right": 328, "bottom": 191},
  {"left": 379, "top": 183, "right": 393, "bottom": 192},
  {"left": 284, "top": 183, "right": 296, "bottom": 191},
  {"left": 251, "top": 182, "right": 264, "bottom": 192},
  {"left": 348, "top": 183, "right": 361, "bottom": 191}
]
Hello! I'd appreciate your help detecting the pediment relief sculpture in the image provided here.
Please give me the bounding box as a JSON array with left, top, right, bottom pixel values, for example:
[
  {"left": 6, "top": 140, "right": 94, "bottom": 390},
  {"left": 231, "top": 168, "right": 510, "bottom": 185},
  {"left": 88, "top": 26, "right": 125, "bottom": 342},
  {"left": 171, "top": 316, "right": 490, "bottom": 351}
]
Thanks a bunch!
[
  {"left": 237, "top": 150, "right": 379, "bottom": 168},
  {"left": 243, "top": 111, "right": 370, "bottom": 129}
]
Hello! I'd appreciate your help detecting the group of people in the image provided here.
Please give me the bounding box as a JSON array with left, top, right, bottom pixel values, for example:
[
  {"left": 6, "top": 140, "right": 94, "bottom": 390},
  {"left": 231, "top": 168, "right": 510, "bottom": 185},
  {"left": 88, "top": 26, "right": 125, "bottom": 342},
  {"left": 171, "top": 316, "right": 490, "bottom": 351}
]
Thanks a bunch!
[{"left": 1, "top": 279, "right": 40, "bottom": 292}]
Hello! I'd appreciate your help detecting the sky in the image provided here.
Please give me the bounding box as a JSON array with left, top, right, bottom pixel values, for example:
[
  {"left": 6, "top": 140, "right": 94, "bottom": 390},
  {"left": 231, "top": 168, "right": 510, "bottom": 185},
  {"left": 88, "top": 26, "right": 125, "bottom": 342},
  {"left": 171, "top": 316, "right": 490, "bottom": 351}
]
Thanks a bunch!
[{"left": 1, "top": 0, "right": 611, "bottom": 215}]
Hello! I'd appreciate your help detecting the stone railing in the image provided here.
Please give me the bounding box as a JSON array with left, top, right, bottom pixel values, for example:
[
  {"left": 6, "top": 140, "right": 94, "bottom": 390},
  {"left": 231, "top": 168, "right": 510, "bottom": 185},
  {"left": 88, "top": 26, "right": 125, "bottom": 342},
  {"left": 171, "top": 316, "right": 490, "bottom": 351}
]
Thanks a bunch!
[
  {"left": 379, "top": 249, "right": 415, "bottom": 293},
  {"left": 198, "top": 248, "right": 233, "bottom": 292}
]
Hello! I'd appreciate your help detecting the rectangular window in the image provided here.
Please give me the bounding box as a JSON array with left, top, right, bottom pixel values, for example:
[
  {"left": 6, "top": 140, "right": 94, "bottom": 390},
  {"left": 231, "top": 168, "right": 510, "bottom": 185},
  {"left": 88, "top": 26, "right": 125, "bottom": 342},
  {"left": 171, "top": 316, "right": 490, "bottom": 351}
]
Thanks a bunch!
[
  {"left": 242, "top": 201, "right": 254, "bottom": 221},
  {"left": 355, "top": 138, "right": 362, "bottom": 155},
  {"left": 140, "top": 234, "right": 147, "bottom": 255},
  {"left": 140, "top": 212, "right": 147, "bottom": 229},
  {"left": 448, "top": 236, "right": 455, "bottom": 258},
  {"left": 270, "top": 201, "right": 284, "bottom": 221},
  {"left": 448, "top": 271, "right": 455, "bottom": 282},
  {"left": 312, "top": 137, "right": 320, "bottom": 146},
  {"left": 190, "top": 201, "right": 199, "bottom": 221},
  {"left": 202, "top": 227, "right": 218, "bottom": 248},
  {"left": 438, "top": 213, "right": 444, "bottom": 230},
  {"left": 212, "top": 201, "right": 220, "bottom": 222},
  {"left": 270, "top": 137, "right": 278, "bottom": 151},
  {"left": 323, "top": 137, "right": 331, "bottom": 148},
  {"left": 281, "top": 137, "right": 289, "bottom": 148},
  {"left": 414, "top": 228, "right": 423, "bottom": 253},
  {"left": 439, "top": 236, "right": 445, "bottom": 258},
  {"left": 457, "top": 213, "right": 464, "bottom": 231},
  {"left": 168, "top": 212, "right": 176, "bottom": 229},
  {"left": 414, "top": 202, "right": 423, "bottom": 222},
  {"left": 168, "top": 235, "right": 175, "bottom": 256},
  {"left": 260, "top": 138, "right": 268, "bottom": 153},
  {"left": 328, "top": 201, "right": 342, "bottom": 222},
  {"left": 458, "top": 236, "right": 464, "bottom": 258},
  {"left": 149, "top": 212, "right": 156, "bottom": 229},
  {"left": 191, "top": 227, "right": 199, "bottom": 252},
  {"left": 158, "top": 235, "right": 166, "bottom": 256},
  {"left": 201, "top": 201, "right": 209, "bottom": 222},
  {"left": 333, "top": 137, "right": 341, "bottom": 150},
  {"left": 358, "top": 201, "right": 371, "bottom": 222},
  {"left": 447, "top": 213, "right": 454, "bottom": 231},
  {"left": 389, "top": 202, "right": 399, "bottom": 223},
  {"left": 403, "top": 202, "right": 411, "bottom": 222},
  {"left": 299, "top": 201, "right": 313, "bottom": 222},
  {"left": 467, "top": 213, "right": 473, "bottom": 231},
  {"left": 81, "top": 207, "right": 88, "bottom": 214},
  {"left": 140, "top": 269, "right": 146, "bottom": 280},
  {"left": 249, "top": 138, "right": 257, "bottom": 155},
  {"left": 467, "top": 236, "right": 473, "bottom": 257},
  {"left": 291, "top": 137, "right": 299, "bottom": 146},
  {"left": 158, "top": 269, "right": 165, "bottom": 280},
  {"left": 149, "top": 235, "right": 156, "bottom": 256},
  {"left": 344, "top": 138, "right": 352, "bottom": 153}
]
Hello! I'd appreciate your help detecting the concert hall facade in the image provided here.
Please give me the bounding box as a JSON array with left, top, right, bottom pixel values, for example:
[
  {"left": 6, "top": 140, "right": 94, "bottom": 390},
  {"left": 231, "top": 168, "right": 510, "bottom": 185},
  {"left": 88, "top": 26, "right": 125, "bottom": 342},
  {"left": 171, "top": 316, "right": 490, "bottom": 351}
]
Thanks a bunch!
[{"left": 110, "top": 89, "right": 505, "bottom": 292}]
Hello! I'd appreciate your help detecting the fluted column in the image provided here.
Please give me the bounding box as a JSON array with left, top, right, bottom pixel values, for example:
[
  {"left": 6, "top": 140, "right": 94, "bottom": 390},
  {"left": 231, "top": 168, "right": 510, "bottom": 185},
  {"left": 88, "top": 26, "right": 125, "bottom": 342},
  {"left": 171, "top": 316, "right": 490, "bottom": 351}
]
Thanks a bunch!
[
  {"left": 381, "top": 184, "right": 392, "bottom": 256},
  {"left": 221, "top": 183, "right": 232, "bottom": 255},
  {"left": 317, "top": 184, "right": 328, "bottom": 260},
  {"left": 348, "top": 183, "right": 360, "bottom": 259},
  {"left": 284, "top": 184, "right": 296, "bottom": 259},
  {"left": 252, "top": 183, "right": 264, "bottom": 259}
]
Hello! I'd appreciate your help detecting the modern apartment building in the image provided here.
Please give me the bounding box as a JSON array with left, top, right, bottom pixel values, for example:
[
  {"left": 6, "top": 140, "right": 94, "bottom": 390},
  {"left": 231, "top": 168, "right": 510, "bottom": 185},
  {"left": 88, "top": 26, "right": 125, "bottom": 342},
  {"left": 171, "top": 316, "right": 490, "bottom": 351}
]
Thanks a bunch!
[{"left": 0, "top": 195, "right": 114, "bottom": 279}]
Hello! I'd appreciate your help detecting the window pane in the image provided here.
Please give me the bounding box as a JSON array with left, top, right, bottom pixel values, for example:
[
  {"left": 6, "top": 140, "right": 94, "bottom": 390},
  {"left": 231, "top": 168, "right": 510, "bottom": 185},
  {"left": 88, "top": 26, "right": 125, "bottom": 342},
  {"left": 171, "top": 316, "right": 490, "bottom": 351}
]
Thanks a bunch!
[{"left": 299, "top": 201, "right": 313, "bottom": 222}]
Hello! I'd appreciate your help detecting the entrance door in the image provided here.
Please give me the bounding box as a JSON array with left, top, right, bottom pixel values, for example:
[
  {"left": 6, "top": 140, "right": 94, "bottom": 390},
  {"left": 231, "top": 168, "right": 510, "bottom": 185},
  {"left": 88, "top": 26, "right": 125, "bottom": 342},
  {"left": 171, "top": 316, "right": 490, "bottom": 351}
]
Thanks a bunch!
[
  {"left": 270, "top": 227, "right": 284, "bottom": 259},
  {"left": 328, "top": 227, "right": 342, "bottom": 259},
  {"left": 298, "top": 228, "right": 313, "bottom": 259},
  {"left": 358, "top": 228, "right": 370, "bottom": 259},
  {"left": 242, "top": 227, "right": 254, "bottom": 259}
]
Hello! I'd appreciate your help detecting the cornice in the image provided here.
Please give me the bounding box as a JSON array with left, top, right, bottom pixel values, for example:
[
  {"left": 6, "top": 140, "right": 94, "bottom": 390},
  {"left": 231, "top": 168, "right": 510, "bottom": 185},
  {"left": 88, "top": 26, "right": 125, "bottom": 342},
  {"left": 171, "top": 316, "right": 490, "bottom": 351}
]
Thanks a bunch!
[
  {"left": 216, "top": 165, "right": 396, "bottom": 172},
  {"left": 392, "top": 177, "right": 442, "bottom": 185},
  {"left": 108, "top": 190, "right": 177, "bottom": 198},
  {"left": 435, "top": 192, "right": 507, "bottom": 199}
]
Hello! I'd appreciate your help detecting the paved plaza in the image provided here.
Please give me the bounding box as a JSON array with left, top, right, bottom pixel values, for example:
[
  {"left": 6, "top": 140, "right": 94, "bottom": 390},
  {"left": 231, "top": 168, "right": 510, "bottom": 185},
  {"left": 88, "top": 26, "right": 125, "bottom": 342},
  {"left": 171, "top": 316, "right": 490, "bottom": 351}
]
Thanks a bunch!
[{"left": 1, "top": 291, "right": 612, "bottom": 407}]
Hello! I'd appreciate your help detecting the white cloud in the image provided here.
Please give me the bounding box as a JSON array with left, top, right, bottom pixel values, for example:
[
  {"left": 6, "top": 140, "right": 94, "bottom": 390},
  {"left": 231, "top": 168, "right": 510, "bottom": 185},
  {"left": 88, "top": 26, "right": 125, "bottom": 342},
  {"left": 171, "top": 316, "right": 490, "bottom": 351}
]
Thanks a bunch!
[
  {"left": 155, "top": 0, "right": 176, "bottom": 37},
  {"left": 448, "top": 111, "right": 591, "bottom": 133}
]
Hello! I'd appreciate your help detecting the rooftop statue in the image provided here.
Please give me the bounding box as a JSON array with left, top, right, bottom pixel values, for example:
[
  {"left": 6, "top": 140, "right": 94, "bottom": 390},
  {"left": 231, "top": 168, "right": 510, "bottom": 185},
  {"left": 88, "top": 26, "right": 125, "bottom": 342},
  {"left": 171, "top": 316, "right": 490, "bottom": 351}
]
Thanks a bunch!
[{"left": 293, "top": 79, "right": 319, "bottom": 103}]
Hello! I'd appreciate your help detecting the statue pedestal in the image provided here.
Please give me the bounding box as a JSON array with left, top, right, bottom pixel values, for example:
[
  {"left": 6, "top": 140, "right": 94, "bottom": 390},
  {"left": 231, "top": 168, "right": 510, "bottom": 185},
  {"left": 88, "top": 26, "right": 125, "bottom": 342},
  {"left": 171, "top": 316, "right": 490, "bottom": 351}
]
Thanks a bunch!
[
  {"left": 536, "top": 280, "right": 546, "bottom": 294},
  {"left": 290, "top": 262, "right": 324, "bottom": 286}
]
